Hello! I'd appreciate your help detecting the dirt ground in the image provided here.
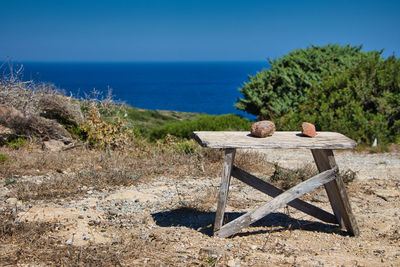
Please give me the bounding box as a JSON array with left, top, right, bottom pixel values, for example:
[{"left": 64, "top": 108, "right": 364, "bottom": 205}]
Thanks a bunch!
[{"left": 0, "top": 147, "right": 399, "bottom": 266}]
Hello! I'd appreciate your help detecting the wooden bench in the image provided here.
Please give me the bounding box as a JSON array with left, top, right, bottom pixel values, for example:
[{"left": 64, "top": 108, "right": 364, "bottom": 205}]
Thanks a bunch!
[{"left": 193, "top": 131, "right": 359, "bottom": 238}]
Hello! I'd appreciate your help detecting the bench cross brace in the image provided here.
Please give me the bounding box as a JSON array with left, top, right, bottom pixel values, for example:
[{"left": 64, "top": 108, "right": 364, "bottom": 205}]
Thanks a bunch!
[{"left": 213, "top": 148, "right": 359, "bottom": 238}]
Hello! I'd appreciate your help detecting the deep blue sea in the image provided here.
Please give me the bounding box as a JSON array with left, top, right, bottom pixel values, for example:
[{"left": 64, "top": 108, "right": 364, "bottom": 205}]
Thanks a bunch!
[{"left": 17, "top": 62, "right": 268, "bottom": 119}]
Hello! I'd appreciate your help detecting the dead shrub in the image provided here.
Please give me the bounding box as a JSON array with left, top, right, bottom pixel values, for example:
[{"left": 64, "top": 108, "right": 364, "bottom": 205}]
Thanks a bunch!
[
  {"left": 0, "top": 64, "right": 63, "bottom": 116},
  {"left": 38, "top": 94, "right": 84, "bottom": 126},
  {"left": 0, "top": 64, "right": 80, "bottom": 143},
  {"left": 80, "top": 88, "right": 127, "bottom": 121}
]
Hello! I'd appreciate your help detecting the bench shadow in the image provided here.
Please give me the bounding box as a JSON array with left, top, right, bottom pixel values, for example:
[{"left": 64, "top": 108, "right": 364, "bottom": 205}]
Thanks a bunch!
[{"left": 151, "top": 207, "right": 348, "bottom": 237}]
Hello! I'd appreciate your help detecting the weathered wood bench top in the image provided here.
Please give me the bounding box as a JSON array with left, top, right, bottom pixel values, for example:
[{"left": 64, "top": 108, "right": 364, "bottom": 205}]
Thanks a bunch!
[{"left": 193, "top": 131, "right": 356, "bottom": 150}]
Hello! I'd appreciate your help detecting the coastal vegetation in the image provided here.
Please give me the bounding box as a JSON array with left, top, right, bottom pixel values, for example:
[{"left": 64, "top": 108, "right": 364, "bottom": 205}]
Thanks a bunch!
[
  {"left": 149, "top": 114, "right": 252, "bottom": 141},
  {"left": 236, "top": 44, "right": 400, "bottom": 146}
]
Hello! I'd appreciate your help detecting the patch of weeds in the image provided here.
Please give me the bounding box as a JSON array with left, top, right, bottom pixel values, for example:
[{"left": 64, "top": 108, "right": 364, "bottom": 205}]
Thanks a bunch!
[
  {"left": 4, "top": 178, "right": 17, "bottom": 185},
  {"left": 6, "top": 137, "right": 29, "bottom": 150},
  {"left": 356, "top": 143, "right": 390, "bottom": 153},
  {"left": 200, "top": 148, "right": 223, "bottom": 163},
  {"left": 341, "top": 169, "right": 357, "bottom": 184},
  {"left": 270, "top": 164, "right": 357, "bottom": 190},
  {"left": 174, "top": 139, "right": 198, "bottom": 154},
  {"left": 0, "top": 153, "right": 9, "bottom": 163},
  {"left": 235, "top": 151, "right": 274, "bottom": 175},
  {"left": 270, "top": 163, "right": 317, "bottom": 190},
  {"left": 205, "top": 257, "right": 217, "bottom": 266},
  {"left": 156, "top": 134, "right": 200, "bottom": 155}
]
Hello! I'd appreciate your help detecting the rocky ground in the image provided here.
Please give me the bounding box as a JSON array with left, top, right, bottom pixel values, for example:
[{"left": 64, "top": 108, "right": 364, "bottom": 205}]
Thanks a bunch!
[{"left": 1, "top": 147, "right": 399, "bottom": 266}]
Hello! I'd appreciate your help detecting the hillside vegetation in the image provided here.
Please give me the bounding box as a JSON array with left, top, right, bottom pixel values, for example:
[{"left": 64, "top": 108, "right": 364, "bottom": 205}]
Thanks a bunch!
[
  {"left": 236, "top": 44, "right": 400, "bottom": 146},
  {"left": 0, "top": 66, "right": 251, "bottom": 151}
]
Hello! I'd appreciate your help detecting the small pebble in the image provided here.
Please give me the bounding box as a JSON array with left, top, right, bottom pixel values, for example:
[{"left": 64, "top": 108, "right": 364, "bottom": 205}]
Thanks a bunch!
[{"left": 6, "top": 198, "right": 18, "bottom": 206}]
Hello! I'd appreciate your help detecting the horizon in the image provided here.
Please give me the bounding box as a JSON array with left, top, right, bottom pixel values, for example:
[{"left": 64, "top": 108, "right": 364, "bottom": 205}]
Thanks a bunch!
[{"left": 9, "top": 60, "right": 267, "bottom": 63}]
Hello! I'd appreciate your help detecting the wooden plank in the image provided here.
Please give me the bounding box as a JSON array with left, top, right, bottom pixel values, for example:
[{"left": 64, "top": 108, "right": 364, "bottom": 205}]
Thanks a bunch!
[
  {"left": 215, "top": 166, "right": 339, "bottom": 238},
  {"left": 193, "top": 131, "right": 356, "bottom": 150},
  {"left": 231, "top": 166, "right": 337, "bottom": 224},
  {"left": 311, "top": 149, "right": 359, "bottom": 236},
  {"left": 311, "top": 149, "right": 344, "bottom": 227},
  {"left": 214, "top": 148, "right": 236, "bottom": 232}
]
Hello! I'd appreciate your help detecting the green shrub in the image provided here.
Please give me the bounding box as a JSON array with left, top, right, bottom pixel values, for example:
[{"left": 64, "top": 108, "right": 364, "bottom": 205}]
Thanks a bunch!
[
  {"left": 236, "top": 44, "right": 373, "bottom": 119},
  {"left": 0, "top": 153, "right": 9, "bottom": 164},
  {"left": 174, "top": 139, "right": 198, "bottom": 154},
  {"left": 149, "top": 114, "right": 252, "bottom": 141},
  {"left": 277, "top": 54, "right": 400, "bottom": 145},
  {"left": 67, "top": 124, "right": 89, "bottom": 140}
]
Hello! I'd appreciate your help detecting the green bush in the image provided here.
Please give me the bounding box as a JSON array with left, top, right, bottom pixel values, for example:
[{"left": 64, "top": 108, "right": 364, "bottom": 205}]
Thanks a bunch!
[
  {"left": 149, "top": 114, "right": 252, "bottom": 141},
  {"left": 236, "top": 44, "right": 375, "bottom": 119},
  {"left": 277, "top": 54, "right": 400, "bottom": 145}
]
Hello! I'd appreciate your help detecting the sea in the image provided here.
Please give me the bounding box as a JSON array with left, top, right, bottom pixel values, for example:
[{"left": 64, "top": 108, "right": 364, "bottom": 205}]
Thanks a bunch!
[{"left": 16, "top": 62, "right": 268, "bottom": 120}]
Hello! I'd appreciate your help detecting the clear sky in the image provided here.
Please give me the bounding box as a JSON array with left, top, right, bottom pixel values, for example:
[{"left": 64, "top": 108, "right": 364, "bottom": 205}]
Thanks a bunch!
[{"left": 1, "top": 0, "right": 399, "bottom": 62}]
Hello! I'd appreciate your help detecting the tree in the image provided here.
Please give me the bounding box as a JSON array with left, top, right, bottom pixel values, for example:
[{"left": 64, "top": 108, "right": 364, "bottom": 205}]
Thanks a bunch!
[
  {"left": 278, "top": 53, "right": 400, "bottom": 145},
  {"left": 235, "top": 44, "right": 373, "bottom": 119}
]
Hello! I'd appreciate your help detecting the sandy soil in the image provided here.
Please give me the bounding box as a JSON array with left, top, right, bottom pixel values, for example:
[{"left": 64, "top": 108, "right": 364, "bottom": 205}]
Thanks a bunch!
[{"left": 2, "top": 149, "right": 400, "bottom": 266}]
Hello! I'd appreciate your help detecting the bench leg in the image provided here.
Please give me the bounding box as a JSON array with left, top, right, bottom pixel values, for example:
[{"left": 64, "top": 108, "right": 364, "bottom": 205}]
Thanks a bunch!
[
  {"left": 311, "top": 149, "right": 359, "bottom": 236},
  {"left": 214, "top": 148, "right": 236, "bottom": 233}
]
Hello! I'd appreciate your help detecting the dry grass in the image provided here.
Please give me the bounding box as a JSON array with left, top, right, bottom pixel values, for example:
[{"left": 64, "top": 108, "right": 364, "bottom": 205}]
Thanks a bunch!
[
  {"left": 0, "top": 142, "right": 227, "bottom": 201},
  {"left": 1, "top": 144, "right": 351, "bottom": 202},
  {"left": 235, "top": 150, "right": 275, "bottom": 176},
  {"left": 1, "top": 143, "right": 224, "bottom": 265},
  {"left": 0, "top": 206, "right": 186, "bottom": 266},
  {"left": 0, "top": 141, "right": 363, "bottom": 266}
]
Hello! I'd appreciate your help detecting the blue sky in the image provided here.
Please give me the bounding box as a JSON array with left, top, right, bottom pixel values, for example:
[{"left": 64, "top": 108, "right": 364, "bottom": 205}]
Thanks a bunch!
[{"left": 1, "top": 0, "right": 399, "bottom": 62}]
